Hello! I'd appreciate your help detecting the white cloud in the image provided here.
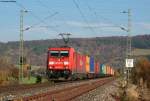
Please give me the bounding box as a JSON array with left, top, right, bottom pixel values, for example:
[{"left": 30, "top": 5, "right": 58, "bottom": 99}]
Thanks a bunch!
[
  {"left": 66, "top": 21, "right": 115, "bottom": 28},
  {"left": 23, "top": 25, "right": 58, "bottom": 34},
  {"left": 66, "top": 21, "right": 122, "bottom": 32},
  {"left": 136, "top": 22, "right": 150, "bottom": 30},
  {"left": 101, "top": 27, "right": 122, "bottom": 32},
  {"left": 66, "top": 21, "right": 98, "bottom": 28}
]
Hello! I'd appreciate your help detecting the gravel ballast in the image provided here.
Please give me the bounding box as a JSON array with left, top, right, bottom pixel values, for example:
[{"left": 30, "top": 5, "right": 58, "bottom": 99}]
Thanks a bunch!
[{"left": 72, "top": 79, "right": 119, "bottom": 101}]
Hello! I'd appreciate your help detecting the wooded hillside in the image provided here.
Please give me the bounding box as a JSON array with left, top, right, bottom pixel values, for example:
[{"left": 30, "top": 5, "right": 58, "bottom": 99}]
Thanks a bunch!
[{"left": 0, "top": 35, "right": 150, "bottom": 68}]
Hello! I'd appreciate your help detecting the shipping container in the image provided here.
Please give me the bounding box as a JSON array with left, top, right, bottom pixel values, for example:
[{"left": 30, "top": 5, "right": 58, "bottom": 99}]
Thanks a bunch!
[
  {"left": 106, "top": 65, "right": 108, "bottom": 75},
  {"left": 89, "top": 57, "right": 95, "bottom": 73},
  {"left": 85, "top": 56, "right": 90, "bottom": 73},
  {"left": 111, "top": 67, "right": 113, "bottom": 75},
  {"left": 112, "top": 69, "right": 115, "bottom": 75},
  {"left": 110, "top": 68, "right": 112, "bottom": 75},
  {"left": 108, "top": 66, "right": 110, "bottom": 75},
  {"left": 95, "top": 62, "right": 99, "bottom": 74},
  {"left": 109, "top": 67, "right": 111, "bottom": 75},
  {"left": 100, "top": 64, "right": 105, "bottom": 74},
  {"left": 76, "top": 52, "right": 84, "bottom": 73},
  {"left": 73, "top": 52, "right": 77, "bottom": 73},
  {"left": 104, "top": 65, "right": 107, "bottom": 74},
  {"left": 99, "top": 64, "right": 102, "bottom": 74},
  {"left": 106, "top": 66, "right": 111, "bottom": 75},
  {"left": 100, "top": 64, "right": 103, "bottom": 74},
  {"left": 82, "top": 55, "right": 86, "bottom": 73},
  {"left": 73, "top": 52, "right": 80, "bottom": 73}
]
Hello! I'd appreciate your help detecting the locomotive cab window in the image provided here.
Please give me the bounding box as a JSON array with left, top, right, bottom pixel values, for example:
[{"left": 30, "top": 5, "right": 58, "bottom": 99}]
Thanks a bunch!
[
  {"left": 50, "top": 51, "right": 59, "bottom": 57},
  {"left": 60, "top": 51, "right": 69, "bottom": 57}
]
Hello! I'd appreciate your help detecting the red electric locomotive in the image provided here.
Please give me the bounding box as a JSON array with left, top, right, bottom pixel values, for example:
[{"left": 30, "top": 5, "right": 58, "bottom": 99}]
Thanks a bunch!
[
  {"left": 46, "top": 47, "right": 87, "bottom": 79},
  {"left": 46, "top": 47, "right": 115, "bottom": 79},
  {"left": 46, "top": 34, "right": 115, "bottom": 80},
  {"left": 47, "top": 47, "right": 73, "bottom": 79}
]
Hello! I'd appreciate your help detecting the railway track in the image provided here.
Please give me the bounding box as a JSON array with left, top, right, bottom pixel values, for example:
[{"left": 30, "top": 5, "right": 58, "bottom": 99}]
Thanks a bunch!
[
  {"left": 7, "top": 77, "right": 114, "bottom": 101},
  {"left": 0, "top": 82, "right": 53, "bottom": 101},
  {"left": 0, "top": 79, "right": 82, "bottom": 95},
  {"left": 0, "top": 79, "right": 96, "bottom": 95},
  {"left": 0, "top": 83, "right": 51, "bottom": 94}
]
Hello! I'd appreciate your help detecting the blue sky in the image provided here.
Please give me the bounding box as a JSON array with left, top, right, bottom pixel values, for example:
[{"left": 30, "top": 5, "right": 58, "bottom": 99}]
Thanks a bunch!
[{"left": 0, "top": 0, "right": 150, "bottom": 42}]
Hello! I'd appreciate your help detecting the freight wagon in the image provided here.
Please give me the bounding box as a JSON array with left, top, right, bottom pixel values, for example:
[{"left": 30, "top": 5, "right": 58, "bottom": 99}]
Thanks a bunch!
[{"left": 46, "top": 47, "right": 114, "bottom": 80}]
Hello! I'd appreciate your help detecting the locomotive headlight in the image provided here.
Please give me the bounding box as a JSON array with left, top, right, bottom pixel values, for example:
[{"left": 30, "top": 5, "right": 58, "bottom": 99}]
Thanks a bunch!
[
  {"left": 64, "top": 61, "right": 69, "bottom": 65},
  {"left": 49, "top": 61, "right": 54, "bottom": 65}
]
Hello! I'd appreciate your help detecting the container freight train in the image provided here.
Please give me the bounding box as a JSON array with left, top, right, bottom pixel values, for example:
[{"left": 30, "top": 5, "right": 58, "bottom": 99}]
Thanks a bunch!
[{"left": 46, "top": 47, "right": 115, "bottom": 80}]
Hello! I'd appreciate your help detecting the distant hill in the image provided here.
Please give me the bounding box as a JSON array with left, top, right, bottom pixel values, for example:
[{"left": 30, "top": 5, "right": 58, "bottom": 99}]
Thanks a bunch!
[
  {"left": 0, "top": 34, "right": 150, "bottom": 68},
  {"left": 132, "top": 35, "right": 150, "bottom": 49}
]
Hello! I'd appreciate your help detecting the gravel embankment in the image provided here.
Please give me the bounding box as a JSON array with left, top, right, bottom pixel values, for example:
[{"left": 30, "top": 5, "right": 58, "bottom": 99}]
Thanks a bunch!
[
  {"left": 72, "top": 79, "right": 119, "bottom": 101},
  {"left": 1, "top": 78, "right": 111, "bottom": 100}
]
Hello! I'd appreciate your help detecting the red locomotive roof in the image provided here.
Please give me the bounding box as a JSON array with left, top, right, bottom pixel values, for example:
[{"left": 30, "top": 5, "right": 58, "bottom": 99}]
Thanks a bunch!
[{"left": 48, "top": 47, "right": 74, "bottom": 51}]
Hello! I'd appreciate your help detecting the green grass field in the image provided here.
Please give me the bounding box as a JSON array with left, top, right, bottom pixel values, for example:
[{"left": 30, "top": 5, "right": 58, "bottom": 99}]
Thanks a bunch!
[
  {"left": 21, "top": 77, "right": 37, "bottom": 84},
  {"left": 21, "top": 76, "right": 48, "bottom": 84}
]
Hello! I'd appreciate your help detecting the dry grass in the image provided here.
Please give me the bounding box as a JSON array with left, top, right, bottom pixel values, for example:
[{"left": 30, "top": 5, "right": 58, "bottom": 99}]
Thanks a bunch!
[
  {"left": 126, "top": 84, "right": 139, "bottom": 101},
  {"left": 132, "top": 48, "right": 150, "bottom": 56},
  {"left": 0, "top": 57, "right": 18, "bottom": 86}
]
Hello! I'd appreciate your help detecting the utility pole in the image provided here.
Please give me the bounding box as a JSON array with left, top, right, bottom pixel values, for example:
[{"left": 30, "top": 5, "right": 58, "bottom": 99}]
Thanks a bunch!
[
  {"left": 121, "top": 9, "right": 132, "bottom": 84},
  {"left": 19, "top": 10, "right": 28, "bottom": 83},
  {"left": 127, "top": 9, "right": 132, "bottom": 83}
]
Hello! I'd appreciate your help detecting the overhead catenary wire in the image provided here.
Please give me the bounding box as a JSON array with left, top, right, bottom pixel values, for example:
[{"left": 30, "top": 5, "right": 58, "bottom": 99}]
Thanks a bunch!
[
  {"left": 84, "top": 1, "right": 126, "bottom": 30},
  {"left": 36, "top": 0, "right": 72, "bottom": 33},
  {"left": 35, "top": 0, "right": 61, "bottom": 31},
  {"left": 36, "top": 0, "right": 75, "bottom": 46},
  {"left": 94, "top": 11, "right": 126, "bottom": 29},
  {"left": 14, "top": 1, "right": 125, "bottom": 38},
  {"left": 72, "top": 0, "right": 97, "bottom": 35},
  {"left": 84, "top": 1, "right": 102, "bottom": 32},
  {"left": 84, "top": 1, "right": 127, "bottom": 71},
  {"left": 36, "top": 0, "right": 54, "bottom": 13},
  {"left": 14, "top": 1, "right": 59, "bottom": 33},
  {"left": 24, "top": 12, "right": 58, "bottom": 31}
]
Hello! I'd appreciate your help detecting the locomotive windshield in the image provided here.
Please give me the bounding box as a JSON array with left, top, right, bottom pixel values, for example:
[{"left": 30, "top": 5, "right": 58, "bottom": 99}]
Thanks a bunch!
[
  {"left": 50, "top": 50, "right": 69, "bottom": 57},
  {"left": 50, "top": 51, "right": 59, "bottom": 57},
  {"left": 60, "top": 51, "right": 69, "bottom": 57}
]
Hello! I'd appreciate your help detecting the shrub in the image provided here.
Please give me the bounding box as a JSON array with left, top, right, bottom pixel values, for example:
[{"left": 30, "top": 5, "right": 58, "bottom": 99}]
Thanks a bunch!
[
  {"left": 131, "top": 57, "right": 150, "bottom": 88},
  {"left": 36, "top": 75, "right": 42, "bottom": 83}
]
